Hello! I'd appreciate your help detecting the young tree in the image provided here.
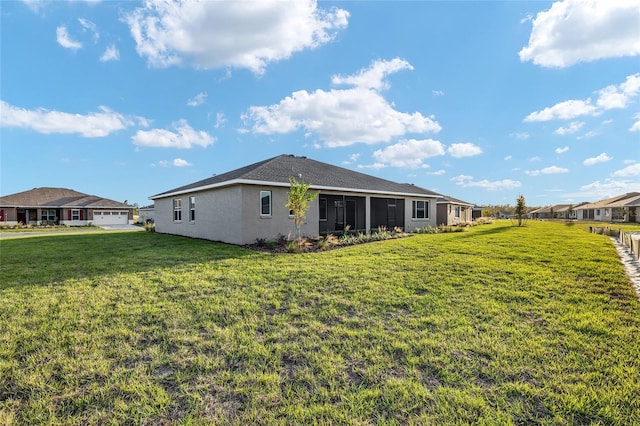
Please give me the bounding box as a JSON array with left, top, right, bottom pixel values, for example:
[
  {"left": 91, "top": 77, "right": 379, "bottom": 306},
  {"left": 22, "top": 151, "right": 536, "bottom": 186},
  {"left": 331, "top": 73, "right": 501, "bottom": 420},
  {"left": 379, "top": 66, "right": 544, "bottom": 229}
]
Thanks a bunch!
[
  {"left": 515, "top": 194, "right": 527, "bottom": 226},
  {"left": 285, "top": 176, "right": 318, "bottom": 245}
]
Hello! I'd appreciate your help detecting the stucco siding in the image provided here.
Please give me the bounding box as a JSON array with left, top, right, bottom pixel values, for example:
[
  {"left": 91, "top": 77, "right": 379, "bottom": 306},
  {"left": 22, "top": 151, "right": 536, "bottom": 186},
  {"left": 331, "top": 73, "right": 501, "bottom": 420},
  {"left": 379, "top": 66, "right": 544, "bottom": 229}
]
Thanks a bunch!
[
  {"left": 154, "top": 186, "right": 244, "bottom": 244},
  {"left": 240, "top": 185, "right": 319, "bottom": 244},
  {"left": 404, "top": 197, "right": 437, "bottom": 231}
]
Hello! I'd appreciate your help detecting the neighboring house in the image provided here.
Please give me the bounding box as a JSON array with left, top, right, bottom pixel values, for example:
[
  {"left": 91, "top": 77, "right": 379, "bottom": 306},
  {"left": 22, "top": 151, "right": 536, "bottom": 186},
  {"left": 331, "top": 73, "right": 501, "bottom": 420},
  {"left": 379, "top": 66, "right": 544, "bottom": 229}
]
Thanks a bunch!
[
  {"left": 138, "top": 204, "right": 155, "bottom": 223},
  {"left": 530, "top": 204, "right": 569, "bottom": 219},
  {"left": 150, "top": 155, "right": 442, "bottom": 245},
  {"left": 0, "top": 187, "right": 134, "bottom": 226},
  {"left": 436, "top": 196, "right": 474, "bottom": 225},
  {"left": 576, "top": 192, "right": 640, "bottom": 222}
]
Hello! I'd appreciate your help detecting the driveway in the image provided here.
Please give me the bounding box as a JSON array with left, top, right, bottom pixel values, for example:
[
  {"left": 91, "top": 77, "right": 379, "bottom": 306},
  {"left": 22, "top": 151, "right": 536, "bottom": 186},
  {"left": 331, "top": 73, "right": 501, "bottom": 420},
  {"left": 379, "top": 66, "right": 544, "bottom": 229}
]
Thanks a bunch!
[{"left": 98, "top": 224, "right": 144, "bottom": 231}]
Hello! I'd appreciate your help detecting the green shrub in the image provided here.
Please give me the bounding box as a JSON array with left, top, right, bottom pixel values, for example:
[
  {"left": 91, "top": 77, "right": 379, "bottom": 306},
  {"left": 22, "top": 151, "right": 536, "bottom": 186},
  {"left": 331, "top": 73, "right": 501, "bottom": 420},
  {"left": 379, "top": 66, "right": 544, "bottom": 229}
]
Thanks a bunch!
[{"left": 286, "top": 239, "right": 302, "bottom": 253}]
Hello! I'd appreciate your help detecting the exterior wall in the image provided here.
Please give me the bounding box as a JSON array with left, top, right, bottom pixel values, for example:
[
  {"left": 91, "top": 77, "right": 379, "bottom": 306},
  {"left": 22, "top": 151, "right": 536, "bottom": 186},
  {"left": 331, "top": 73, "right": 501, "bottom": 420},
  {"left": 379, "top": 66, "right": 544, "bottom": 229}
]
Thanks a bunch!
[
  {"left": 139, "top": 208, "right": 155, "bottom": 223},
  {"left": 155, "top": 186, "right": 244, "bottom": 244},
  {"left": 153, "top": 184, "right": 438, "bottom": 244},
  {"left": 240, "top": 185, "right": 319, "bottom": 244},
  {"left": 437, "top": 203, "right": 472, "bottom": 226},
  {"left": 0, "top": 207, "right": 17, "bottom": 226},
  {"left": 404, "top": 197, "right": 438, "bottom": 231}
]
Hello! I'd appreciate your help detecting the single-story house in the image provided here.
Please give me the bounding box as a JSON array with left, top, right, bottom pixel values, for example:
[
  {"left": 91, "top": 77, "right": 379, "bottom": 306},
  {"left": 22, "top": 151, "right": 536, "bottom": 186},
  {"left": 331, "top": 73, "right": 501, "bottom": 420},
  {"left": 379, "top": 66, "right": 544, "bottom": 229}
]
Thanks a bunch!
[
  {"left": 138, "top": 204, "right": 155, "bottom": 223},
  {"left": 436, "top": 195, "right": 474, "bottom": 225},
  {"left": 530, "top": 204, "right": 571, "bottom": 219},
  {"left": 576, "top": 192, "right": 640, "bottom": 222},
  {"left": 150, "top": 154, "right": 442, "bottom": 245},
  {"left": 0, "top": 187, "right": 135, "bottom": 226}
]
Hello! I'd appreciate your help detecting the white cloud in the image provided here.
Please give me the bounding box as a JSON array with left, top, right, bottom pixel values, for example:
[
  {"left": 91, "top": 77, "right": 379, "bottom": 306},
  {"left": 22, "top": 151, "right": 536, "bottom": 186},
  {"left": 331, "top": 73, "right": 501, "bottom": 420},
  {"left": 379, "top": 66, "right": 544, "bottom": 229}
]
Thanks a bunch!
[
  {"left": 451, "top": 175, "right": 521, "bottom": 191},
  {"left": 332, "top": 57, "right": 412, "bottom": 91},
  {"left": 125, "top": 0, "right": 349, "bottom": 74},
  {"left": 529, "top": 156, "right": 542, "bottom": 162},
  {"left": 577, "top": 130, "right": 597, "bottom": 139},
  {"left": 504, "top": 155, "right": 512, "bottom": 160},
  {"left": 172, "top": 158, "right": 192, "bottom": 167},
  {"left": 612, "top": 163, "right": 640, "bottom": 177},
  {"left": 78, "top": 18, "right": 99, "bottom": 42},
  {"left": 524, "top": 99, "right": 597, "bottom": 122},
  {"left": 99, "top": 44, "right": 120, "bottom": 62},
  {"left": 542, "top": 166, "right": 569, "bottom": 174},
  {"left": 357, "top": 163, "right": 387, "bottom": 170},
  {"left": 583, "top": 153, "right": 612, "bottom": 166},
  {"left": 243, "top": 58, "right": 441, "bottom": 147},
  {"left": 519, "top": 0, "right": 640, "bottom": 68},
  {"left": 630, "top": 113, "right": 640, "bottom": 132},
  {"left": 132, "top": 119, "right": 215, "bottom": 149},
  {"left": 372, "top": 138, "right": 445, "bottom": 168},
  {"left": 21, "top": 0, "right": 45, "bottom": 12},
  {"left": 0, "top": 100, "right": 131, "bottom": 137},
  {"left": 56, "top": 26, "right": 82, "bottom": 50},
  {"left": 427, "top": 169, "right": 446, "bottom": 176},
  {"left": 432, "top": 90, "right": 445, "bottom": 96},
  {"left": 555, "top": 146, "right": 569, "bottom": 154},
  {"left": 526, "top": 165, "right": 569, "bottom": 176},
  {"left": 187, "top": 92, "right": 207, "bottom": 107},
  {"left": 577, "top": 179, "right": 640, "bottom": 199},
  {"left": 524, "top": 73, "right": 640, "bottom": 123},
  {"left": 511, "top": 132, "right": 530, "bottom": 140},
  {"left": 213, "top": 112, "right": 226, "bottom": 129},
  {"left": 597, "top": 73, "right": 640, "bottom": 110},
  {"left": 447, "top": 142, "right": 482, "bottom": 158},
  {"left": 553, "top": 121, "right": 584, "bottom": 135}
]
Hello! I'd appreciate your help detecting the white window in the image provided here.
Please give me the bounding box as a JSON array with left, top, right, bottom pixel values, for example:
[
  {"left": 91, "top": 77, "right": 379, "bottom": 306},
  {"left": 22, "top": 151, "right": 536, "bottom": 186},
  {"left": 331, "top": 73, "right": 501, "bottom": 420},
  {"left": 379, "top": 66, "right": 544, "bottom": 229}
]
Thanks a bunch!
[
  {"left": 72, "top": 209, "right": 80, "bottom": 220},
  {"left": 412, "top": 200, "right": 429, "bottom": 219},
  {"left": 260, "top": 191, "right": 271, "bottom": 216},
  {"left": 41, "top": 209, "right": 56, "bottom": 221},
  {"left": 173, "top": 199, "right": 182, "bottom": 221},
  {"left": 454, "top": 206, "right": 460, "bottom": 218},
  {"left": 189, "top": 196, "right": 196, "bottom": 222}
]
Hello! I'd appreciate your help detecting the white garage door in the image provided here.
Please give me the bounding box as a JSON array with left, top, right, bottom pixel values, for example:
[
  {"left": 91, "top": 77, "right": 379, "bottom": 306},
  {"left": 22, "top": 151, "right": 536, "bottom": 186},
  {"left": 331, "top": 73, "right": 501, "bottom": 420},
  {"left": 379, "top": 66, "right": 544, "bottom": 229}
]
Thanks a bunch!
[{"left": 93, "top": 211, "right": 129, "bottom": 225}]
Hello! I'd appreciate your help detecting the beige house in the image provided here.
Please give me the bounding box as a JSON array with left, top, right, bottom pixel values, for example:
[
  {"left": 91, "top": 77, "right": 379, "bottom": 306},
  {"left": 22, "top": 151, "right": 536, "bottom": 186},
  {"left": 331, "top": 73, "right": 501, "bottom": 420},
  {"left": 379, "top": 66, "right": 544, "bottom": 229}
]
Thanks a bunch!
[
  {"left": 0, "top": 187, "right": 134, "bottom": 226},
  {"left": 436, "top": 196, "right": 474, "bottom": 225},
  {"left": 150, "top": 155, "right": 442, "bottom": 245},
  {"left": 576, "top": 192, "right": 640, "bottom": 223}
]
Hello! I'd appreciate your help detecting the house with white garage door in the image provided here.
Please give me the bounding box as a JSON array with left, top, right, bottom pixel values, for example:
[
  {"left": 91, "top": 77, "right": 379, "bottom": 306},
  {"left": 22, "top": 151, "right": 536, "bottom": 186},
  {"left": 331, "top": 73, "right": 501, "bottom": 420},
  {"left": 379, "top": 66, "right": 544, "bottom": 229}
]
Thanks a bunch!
[{"left": 0, "top": 187, "right": 134, "bottom": 227}]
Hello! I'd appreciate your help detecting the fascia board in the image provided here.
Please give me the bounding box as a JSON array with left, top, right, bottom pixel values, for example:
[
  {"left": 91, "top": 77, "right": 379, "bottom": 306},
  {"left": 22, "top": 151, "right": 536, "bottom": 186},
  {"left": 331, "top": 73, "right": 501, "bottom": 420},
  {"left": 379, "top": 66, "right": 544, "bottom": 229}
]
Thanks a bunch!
[{"left": 150, "top": 179, "right": 440, "bottom": 200}]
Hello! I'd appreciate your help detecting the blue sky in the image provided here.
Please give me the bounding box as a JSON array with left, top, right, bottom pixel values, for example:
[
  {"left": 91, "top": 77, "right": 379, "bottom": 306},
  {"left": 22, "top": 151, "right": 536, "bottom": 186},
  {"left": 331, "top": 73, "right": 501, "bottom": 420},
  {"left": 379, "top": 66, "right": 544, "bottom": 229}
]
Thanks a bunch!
[{"left": 1, "top": 0, "right": 639, "bottom": 208}]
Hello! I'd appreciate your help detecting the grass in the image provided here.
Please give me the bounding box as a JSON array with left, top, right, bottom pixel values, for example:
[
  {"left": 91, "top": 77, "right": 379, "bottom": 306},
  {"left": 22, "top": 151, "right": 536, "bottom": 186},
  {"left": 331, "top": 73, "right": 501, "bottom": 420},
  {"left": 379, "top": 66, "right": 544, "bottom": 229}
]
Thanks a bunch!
[{"left": 1, "top": 221, "right": 639, "bottom": 424}]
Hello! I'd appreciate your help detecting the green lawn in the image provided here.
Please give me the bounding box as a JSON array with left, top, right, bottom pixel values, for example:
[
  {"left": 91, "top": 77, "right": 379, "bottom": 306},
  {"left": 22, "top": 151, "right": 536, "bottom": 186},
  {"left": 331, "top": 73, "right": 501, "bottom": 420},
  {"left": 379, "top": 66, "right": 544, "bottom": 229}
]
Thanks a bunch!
[{"left": 1, "top": 221, "right": 639, "bottom": 424}]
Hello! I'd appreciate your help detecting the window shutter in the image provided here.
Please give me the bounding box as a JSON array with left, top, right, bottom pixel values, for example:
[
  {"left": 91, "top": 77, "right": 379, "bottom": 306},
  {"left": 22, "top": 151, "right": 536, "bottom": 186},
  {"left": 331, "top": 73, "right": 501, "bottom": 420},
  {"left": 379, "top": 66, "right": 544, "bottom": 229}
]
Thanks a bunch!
[
  {"left": 68, "top": 209, "right": 72, "bottom": 220},
  {"left": 0, "top": 209, "right": 4, "bottom": 221},
  {"left": 80, "top": 210, "right": 84, "bottom": 220}
]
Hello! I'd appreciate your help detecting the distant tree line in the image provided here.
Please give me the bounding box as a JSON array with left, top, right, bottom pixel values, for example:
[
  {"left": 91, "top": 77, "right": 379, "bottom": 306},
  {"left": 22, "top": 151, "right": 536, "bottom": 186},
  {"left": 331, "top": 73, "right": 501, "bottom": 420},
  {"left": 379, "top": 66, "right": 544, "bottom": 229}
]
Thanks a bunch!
[{"left": 481, "top": 203, "right": 540, "bottom": 217}]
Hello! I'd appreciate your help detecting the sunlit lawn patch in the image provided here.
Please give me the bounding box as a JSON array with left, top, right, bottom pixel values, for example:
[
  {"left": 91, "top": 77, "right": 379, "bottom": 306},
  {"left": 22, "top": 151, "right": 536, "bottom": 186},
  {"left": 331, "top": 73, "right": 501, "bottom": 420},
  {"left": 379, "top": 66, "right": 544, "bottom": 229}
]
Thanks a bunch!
[{"left": 1, "top": 221, "right": 639, "bottom": 424}]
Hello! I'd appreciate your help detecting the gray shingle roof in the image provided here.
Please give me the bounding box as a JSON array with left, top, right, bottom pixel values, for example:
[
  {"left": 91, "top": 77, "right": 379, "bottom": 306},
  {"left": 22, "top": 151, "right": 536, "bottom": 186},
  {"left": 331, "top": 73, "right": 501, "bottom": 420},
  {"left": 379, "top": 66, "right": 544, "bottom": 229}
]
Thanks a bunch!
[
  {"left": 0, "top": 187, "right": 133, "bottom": 208},
  {"left": 152, "top": 155, "right": 442, "bottom": 198},
  {"left": 436, "top": 195, "right": 474, "bottom": 206}
]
